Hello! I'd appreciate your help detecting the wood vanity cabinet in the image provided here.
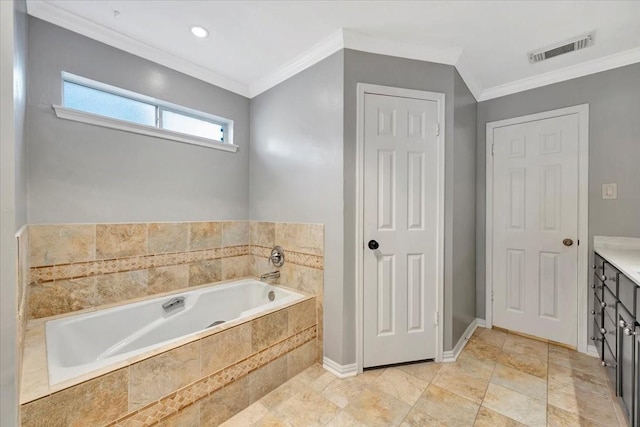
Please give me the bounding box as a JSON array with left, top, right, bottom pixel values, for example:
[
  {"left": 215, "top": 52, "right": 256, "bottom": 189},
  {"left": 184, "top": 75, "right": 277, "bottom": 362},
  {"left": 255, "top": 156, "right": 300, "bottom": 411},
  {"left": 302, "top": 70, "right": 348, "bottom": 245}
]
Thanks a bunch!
[{"left": 592, "top": 252, "right": 638, "bottom": 427}]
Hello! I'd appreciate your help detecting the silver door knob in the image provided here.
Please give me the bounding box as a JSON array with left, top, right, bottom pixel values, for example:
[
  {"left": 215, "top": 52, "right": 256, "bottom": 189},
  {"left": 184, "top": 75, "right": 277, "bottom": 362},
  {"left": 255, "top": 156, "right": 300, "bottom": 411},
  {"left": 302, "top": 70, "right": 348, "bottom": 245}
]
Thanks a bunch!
[{"left": 563, "top": 238, "right": 574, "bottom": 246}]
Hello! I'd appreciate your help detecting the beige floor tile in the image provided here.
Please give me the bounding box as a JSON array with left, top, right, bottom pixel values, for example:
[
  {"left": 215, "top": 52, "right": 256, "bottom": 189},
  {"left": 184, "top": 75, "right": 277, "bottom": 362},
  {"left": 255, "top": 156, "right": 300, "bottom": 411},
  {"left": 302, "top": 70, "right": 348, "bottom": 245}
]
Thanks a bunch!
[
  {"left": 463, "top": 338, "right": 503, "bottom": 363},
  {"left": 481, "top": 383, "right": 546, "bottom": 427},
  {"left": 473, "top": 406, "right": 526, "bottom": 427},
  {"left": 548, "top": 362, "right": 609, "bottom": 398},
  {"left": 344, "top": 387, "right": 411, "bottom": 427},
  {"left": 470, "top": 327, "right": 507, "bottom": 348},
  {"left": 321, "top": 377, "right": 367, "bottom": 408},
  {"left": 294, "top": 363, "right": 329, "bottom": 385},
  {"left": 412, "top": 384, "right": 480, "bottom": 426},
  {"left": 547, "top": 380, "right": 618, "bottom": 424},
  {"left": 395, "top": 361, "right": 442, "bottom": 383},
  {"left": 309, "top": 371, "right": 340, "bottom": 392},
  {"left": 502, "top": 333, "right": 548, "bottom": 361},
  {"left": 253, "top": 413, "right": 288, "bottom": 427},
  {"left": 399, "top": 406, "right": 448, "bottom": 427},
  {"left": 273, "top": 388, "right": 340, "bottom": 427},
  {"left": 259, "top": 379, "right": 308, "bottom": 410},
  {"left": 373, "top": 367, "right": 429, "bottom": 405},
  {"left": 325, "top": 411, "right": 370, "bottom": 427},
  {"left": 496, "top": 349, "right": 548, "bottom": 379},
  {"left": 548, "top": 344, "right": 604, "bottom": 375},
  {"left": 546, "top": 404, "right": 613, "bottom": 427},
  {"left": 455, "top": 351, "right": 496, "bottom": 380},
  {"left": 431, "top": 363, "right": 490, "bottom": 404},
  {"left": 219, "top": 402, "right": 269, "bottom": 427},
  {"left": 490, "top": 363, "right": 547, "bottom": 402}
]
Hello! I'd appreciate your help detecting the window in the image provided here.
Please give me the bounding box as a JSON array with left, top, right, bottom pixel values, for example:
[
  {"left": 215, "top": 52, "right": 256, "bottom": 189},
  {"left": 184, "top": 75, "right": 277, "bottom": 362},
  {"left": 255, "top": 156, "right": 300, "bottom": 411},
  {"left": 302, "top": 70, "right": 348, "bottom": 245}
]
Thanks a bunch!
[{"left": 54, "top": 72, "right": 236, "bottom": 152}]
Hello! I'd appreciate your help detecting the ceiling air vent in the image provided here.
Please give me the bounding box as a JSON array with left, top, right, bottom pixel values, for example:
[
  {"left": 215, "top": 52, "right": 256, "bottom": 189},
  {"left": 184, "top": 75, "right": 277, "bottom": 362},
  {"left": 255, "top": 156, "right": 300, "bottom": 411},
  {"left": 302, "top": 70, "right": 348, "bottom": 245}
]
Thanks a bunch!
[{"left": 528, "top": 31, "right": 595, "bottom": 64}]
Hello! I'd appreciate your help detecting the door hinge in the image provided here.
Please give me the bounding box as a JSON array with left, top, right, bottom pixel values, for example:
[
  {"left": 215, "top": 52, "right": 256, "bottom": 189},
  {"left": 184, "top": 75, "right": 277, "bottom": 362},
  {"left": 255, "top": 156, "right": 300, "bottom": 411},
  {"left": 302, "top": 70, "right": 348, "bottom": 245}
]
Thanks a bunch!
[
  {"left": 491, "top": 290, "right": 494, "bottom": 302},
  {"left": 435, "top": 122, "right": 440, "bottom": 136},
  {"left": 491, "top": 144, "right": 494, "bottom": 156},
  {"left": 434, "top": 311, "right": 439, "bottom": 326}
]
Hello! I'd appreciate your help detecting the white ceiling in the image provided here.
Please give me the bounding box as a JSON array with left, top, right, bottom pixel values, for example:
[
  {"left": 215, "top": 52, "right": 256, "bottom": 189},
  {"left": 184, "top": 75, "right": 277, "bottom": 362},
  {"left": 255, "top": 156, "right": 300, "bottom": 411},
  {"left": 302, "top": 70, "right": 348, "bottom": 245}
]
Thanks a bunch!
[{"left": 27, "top": 0, "right": 640, "bottom": 100}]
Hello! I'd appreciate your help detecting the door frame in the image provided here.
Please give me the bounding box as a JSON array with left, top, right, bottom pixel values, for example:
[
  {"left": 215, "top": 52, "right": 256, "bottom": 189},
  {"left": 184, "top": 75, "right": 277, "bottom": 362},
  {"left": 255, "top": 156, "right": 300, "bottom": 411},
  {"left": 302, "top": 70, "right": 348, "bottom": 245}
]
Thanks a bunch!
[
  {"left": 485, "top": 104, "right": 589, "bottom": 353},
  {"left": 355, "top": 83, "right": 446, "bottom": 372}
]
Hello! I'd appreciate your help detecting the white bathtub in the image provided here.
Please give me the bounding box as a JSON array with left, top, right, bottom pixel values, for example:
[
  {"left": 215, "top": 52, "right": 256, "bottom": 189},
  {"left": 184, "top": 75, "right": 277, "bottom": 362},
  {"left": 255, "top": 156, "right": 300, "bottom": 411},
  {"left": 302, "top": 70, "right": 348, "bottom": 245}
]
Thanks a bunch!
[{"left": 46, "top": 279, "right": 304, "bottom": 386}]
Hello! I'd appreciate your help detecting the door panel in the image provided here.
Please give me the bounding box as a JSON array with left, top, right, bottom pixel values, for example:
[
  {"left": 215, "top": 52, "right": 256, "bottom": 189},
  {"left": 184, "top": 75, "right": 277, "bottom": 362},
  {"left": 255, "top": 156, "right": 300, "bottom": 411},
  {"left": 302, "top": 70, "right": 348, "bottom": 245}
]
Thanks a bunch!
[
  {"left": 492, "top": 114, "right": 579, "bottom": 346},
  {"left": 363, "top": 93, "right": 439, "bottom": 367}
]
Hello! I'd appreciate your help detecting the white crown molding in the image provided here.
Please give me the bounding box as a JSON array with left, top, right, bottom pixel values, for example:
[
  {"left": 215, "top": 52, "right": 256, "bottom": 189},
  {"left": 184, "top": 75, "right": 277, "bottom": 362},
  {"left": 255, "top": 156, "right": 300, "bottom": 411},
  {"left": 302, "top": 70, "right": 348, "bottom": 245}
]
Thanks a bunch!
[
  {"left": 479, "top": 46, "right": 640, "bottom": 101},
  {"left": 322, "top": 357, "right": 357, "bottom": 378},
  {"left": 248, "top": 29, "right": 345, "bottom": 98},
  {"left": 26, "top": 0, "right": 250, "bottom": 98}
]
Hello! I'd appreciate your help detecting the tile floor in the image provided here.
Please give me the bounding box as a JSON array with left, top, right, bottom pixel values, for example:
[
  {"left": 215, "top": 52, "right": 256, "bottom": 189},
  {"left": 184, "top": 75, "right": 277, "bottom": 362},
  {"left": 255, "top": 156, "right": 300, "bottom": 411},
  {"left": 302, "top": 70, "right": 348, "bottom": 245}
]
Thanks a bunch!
[{"left": 219, "top": 327, "right": 625, "bottom": 427}]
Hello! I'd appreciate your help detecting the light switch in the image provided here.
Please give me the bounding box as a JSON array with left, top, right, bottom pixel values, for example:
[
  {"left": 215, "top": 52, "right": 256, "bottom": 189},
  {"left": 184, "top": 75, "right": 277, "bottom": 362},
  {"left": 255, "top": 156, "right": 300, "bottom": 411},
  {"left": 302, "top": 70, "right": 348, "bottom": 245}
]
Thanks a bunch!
[{"left": 602, "top": 183, "right": 617, "bottom": 200}]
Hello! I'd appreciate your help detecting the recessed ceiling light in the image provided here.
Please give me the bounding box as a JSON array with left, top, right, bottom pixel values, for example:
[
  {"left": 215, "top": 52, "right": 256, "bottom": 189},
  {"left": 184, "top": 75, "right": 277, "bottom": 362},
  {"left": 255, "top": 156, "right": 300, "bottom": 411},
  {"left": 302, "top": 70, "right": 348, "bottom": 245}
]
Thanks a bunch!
[{"left": 190, "top": 25, "right": 209, "bottom": 38}]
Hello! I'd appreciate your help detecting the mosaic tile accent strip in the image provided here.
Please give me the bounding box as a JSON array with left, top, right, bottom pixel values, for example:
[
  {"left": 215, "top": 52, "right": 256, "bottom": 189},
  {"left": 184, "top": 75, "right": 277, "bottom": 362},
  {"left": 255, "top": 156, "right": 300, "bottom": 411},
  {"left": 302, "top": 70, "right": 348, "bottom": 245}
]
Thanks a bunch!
[
  {"left": 29, "top": 246, "right": 249, "bottom": 285},
  {"left": 251, "top": 245, "right": 323, "bottom": 270},
  {"left": 110, "top": 325, "right": 317, "bottom": 427}
]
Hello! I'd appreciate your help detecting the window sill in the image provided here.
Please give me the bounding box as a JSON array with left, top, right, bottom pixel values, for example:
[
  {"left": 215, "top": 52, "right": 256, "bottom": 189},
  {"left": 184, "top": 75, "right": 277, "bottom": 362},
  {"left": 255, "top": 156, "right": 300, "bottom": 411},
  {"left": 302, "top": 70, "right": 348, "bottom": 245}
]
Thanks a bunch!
[{"left": 52, "top": 105, "right": 239, "bottom": 153}]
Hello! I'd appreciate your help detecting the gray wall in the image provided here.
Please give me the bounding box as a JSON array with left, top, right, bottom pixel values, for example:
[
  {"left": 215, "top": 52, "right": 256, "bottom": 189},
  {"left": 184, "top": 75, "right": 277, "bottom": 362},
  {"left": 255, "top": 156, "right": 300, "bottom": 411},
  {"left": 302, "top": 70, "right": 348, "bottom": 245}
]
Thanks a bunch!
[
  {"left": 476, "top": 62, "right": 640, "bottom": 321},
  {"left": 451, "top": 70, "right": 477, "bottom": 345},
  {"left": 249, "top": 52, "right": 345, "bottom": 362},
  {"left": 343, "top": 49, "right": 473, "bottom": 357},
  {"left": 0, "top": 0, "right": 28, "bottom": 425},
  {"left": 27, "top": 18, "right": 251, "bottom": 224}
]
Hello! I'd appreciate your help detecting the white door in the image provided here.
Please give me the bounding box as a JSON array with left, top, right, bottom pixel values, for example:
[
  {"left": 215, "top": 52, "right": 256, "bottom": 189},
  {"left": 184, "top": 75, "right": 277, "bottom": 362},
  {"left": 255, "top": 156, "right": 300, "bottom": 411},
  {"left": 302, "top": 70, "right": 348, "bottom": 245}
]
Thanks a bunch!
[
  {"left": 363, "top": 93, "right": 439, "bottom": 367},
  {"left": 492, "top": 113, "right": 579, "bottom": 346}
]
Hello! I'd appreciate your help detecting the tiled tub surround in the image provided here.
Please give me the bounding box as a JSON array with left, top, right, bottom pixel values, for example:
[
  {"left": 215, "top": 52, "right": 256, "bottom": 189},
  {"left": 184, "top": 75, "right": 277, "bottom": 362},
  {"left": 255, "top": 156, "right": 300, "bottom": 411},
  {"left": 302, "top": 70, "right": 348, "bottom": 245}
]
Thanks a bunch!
[{"left": 20, "top": 295, "right": 317, "bottom": 427}]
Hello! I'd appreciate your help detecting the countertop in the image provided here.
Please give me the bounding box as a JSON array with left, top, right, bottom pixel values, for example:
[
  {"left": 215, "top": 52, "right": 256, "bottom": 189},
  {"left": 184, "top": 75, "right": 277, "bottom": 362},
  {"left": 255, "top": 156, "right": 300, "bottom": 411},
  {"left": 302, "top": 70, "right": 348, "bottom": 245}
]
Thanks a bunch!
[{"left": 593, "top": 236, "right": 640, "bottom": 287}]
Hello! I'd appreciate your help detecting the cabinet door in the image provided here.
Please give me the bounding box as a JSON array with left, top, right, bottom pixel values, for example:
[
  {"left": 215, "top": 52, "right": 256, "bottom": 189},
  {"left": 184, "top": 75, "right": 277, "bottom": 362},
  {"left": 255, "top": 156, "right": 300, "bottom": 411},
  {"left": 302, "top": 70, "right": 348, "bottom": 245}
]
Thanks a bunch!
[{"left": 618, "top": 303, "right": 634, "bottom": 424}]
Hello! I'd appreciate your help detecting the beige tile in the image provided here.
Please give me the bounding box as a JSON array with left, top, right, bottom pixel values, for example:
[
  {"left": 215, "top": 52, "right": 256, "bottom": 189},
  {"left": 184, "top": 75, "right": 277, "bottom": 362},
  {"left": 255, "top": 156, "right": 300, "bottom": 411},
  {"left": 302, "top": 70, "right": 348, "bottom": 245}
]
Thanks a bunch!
[
  {"left": 326, "top": 410, "right": 370, "bottom": 427},
  {"left": 273, "top": 387, "right": 341, "bottom": 427},
  {"left": 259, "top": 378, "right": 308, "bottom": 410},
  {"left": 29, "top": 224, "right": 96, "bottom": 267},
  {"left": 129, "top": 341, "right": 201, "bottom": 411},
  {"left": 148, "top": 264, "right": 189, "bottom": 294},
  {"left": 342, "top": 386, "right": 411, "bottom": 427},
  {"left": 188, "top": 259, "right": 221, "bottom": 287},
  {"left": 249, "top": 355, "right": 288, "bottom": 403},
  {"left": 412, "top": 384, "right": 479, "bottom": 426},
  {"left": 222, "top": 221, "right": 250, "bottom": 246},
  {"left": 432, "top": 362, "right": 490, "bottom": 404},
  {"left": 547, "top": 379, "right": 618, "bottom": 424},
  {"left": 252, "top": 413, "right": 288, "bottom": 427},
  {"left": 482, "top": 383, "right": 546, "bottom": 427},
  {"left": 221, "top": 255, "right": 250, "bottom": 280},
  {"left": 471, "top": 327, "right": 507, "bottom": 348},
  {"left": 250, "top": 254, "right": 271, "bottom": 280},
  {"left": 474, "top": 406, "right": 526, "bottom": 427},
  {"left": 287, "top": 298, "right": 316, "bottom": 335},
  {"left": 279, "top": 262, "right": 324, "bottom": 296},
  {"left": 463, "top": 338, "right": 504, "bottom": 363},
  {"left": 219, "top": 402, "right": 269, "bottom": 427},
  {"left": 275, "top": 223, "right": 324, "bottom": 255},
  {"left": 490, "top": 363, "right": 547, "bottom": 402},
  {"left": 251, "top": 222, "right": 276, "bottom": 247},
  {"left": 502, "top": 333, "right": 548, "bottom": 361},
  {"left": 20, "top": 323, "right": 49, "bottom": 404},
  {"left": 549, "top": 344, "right": 604, "bottom": 375},
  {"left": 20, "top": 369, "right": 128, "bottom": 427},
  {"left": 396, "top": 361, "right": 442, "bottom": 383},
  {"left": 158, "top": 402, "right": 199, "bottom": 427},
  {"left": 95, "top": 270, "right": 148, "bottom": 305},
  {"left": 496, "top": 349, "right": 547, "bottom": 379},
  {"left": 455, "top": 351, "right": 496, "bottom": 380},
  {"left": 546, "top": 404, "right": 611, "bottom": 427},
  {"left": 252, "top": 309, "right": 288, "bottom": 352},
  {"left": 200, "top": 375, "right": 250, "bottom": 427},
  {"left": 148, "top": 223, "right": 188, "bottom": 254},
  {"left": 189, "top": 222, "right": 222, "bottom": 250},
  {"left": 201, "top": 323, "right": 252, "bottom": 376},
  {"left": 294, "top": 363, "right": 333, "bottom": 386},
  {"left": 399, "top": 406, "right": 448, "bottom": 427},
  {"left": 374, "top": 367, "right": 430, "bottom": 405},
  {"left": 321, "top": 376, "right": 367, "bottom": 408},
  {"left": 28, "top": 277, "right": 97, "bottom": 319},
  {"left": 548, "top": 362, "right": 609, "bottom": 398},
  {"left": 96, "top": 223, "right": 147, "bottom": 259},
  {"left": 287, "top": 340, "right": 317, "bottom": 379}
]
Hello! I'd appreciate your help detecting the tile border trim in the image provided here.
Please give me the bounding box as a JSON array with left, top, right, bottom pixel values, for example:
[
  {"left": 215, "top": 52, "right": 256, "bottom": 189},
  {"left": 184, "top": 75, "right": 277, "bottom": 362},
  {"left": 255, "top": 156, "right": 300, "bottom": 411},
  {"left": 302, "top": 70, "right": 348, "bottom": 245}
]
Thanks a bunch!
[
  {"left": 109, "top": 325, "right": 317, "bottom": 427},
  {"left": 251, "top": 245, "right": 323, "bottom": 270}
]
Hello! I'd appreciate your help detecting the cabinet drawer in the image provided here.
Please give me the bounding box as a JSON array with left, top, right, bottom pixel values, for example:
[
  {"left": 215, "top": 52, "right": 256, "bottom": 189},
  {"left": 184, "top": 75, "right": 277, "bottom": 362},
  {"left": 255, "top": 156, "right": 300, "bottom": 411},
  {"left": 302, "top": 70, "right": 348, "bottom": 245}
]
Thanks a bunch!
[
  {"left": 617, "top": 303, "right": 635, "bottom": 420},
  {"left": 591, "top": 318, "right": 604, "bottom": 361},
  {"left": 603, "top": 262, "right": 619, "bottom": 291},
  {"left": 591, "top": 273, "right": 605, "bottom": 299},
  {"left": 618, "top": 274, "right": 637, "bottom": 316},
  {"left": 592, "top": 292, "right": 603, "bottom": 331},
  {"left": 602, "top": 286, "right": 618, "bottom": 326},
  {"left": 603, "top": 339, "right": 618, "bottom": 394},
  {"left": 593, "top": 253, "right": 606, "bottom": 275},
  {"left": 602, "top": 308, "right": 617, "bottom": 358}
]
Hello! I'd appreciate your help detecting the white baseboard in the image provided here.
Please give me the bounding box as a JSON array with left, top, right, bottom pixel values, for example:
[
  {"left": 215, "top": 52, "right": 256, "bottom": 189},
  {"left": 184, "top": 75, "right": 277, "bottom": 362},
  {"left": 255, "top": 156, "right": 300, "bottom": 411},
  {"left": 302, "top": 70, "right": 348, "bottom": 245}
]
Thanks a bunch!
[
  {"left": 323, "top": 357, "right": 357, "bottom": 378},
  {"left": 586, "top": 344, "right": 600, "bottom": 358},
  {"left": 476, "top": 318, "right": 486, "bottom": 328},
  {"left": 443, "top": 318, "right": 482, "bottom": 362}
]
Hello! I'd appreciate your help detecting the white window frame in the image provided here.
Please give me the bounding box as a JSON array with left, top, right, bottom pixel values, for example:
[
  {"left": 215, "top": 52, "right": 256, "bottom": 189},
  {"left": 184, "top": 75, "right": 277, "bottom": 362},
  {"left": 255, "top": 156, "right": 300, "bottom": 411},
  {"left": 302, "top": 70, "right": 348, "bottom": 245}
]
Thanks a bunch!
[{"left": 53, "top": 72, "right": 237, "bottom": 153}]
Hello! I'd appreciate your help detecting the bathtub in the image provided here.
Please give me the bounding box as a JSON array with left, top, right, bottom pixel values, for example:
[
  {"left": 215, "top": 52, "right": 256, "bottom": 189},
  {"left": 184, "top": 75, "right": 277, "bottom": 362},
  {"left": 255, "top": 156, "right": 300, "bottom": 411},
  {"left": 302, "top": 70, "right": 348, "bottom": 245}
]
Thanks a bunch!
[{"left": 46, "top": 279, "right": 304, "bottom": 386}]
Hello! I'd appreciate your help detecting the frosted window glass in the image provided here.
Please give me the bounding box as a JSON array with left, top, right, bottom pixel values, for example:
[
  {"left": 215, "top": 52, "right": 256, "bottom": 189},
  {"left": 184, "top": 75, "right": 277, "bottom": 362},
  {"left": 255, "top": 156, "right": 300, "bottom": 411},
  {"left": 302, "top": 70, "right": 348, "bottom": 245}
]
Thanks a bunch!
[
  {"left": 162, "top": 110, "right": 224, "bottom": 142},
  {"left": 63, "top": 81, "right": 156, "bottom": 126}
]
